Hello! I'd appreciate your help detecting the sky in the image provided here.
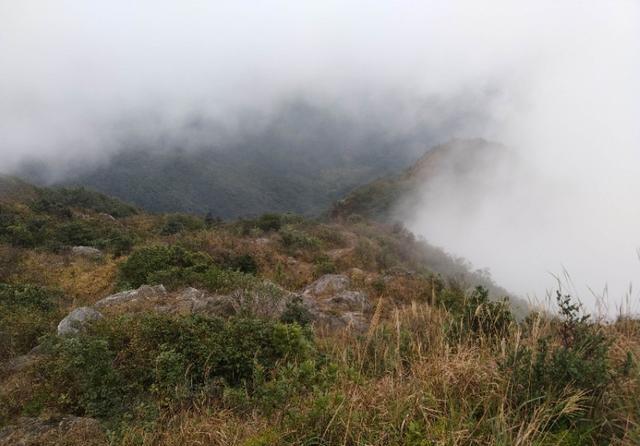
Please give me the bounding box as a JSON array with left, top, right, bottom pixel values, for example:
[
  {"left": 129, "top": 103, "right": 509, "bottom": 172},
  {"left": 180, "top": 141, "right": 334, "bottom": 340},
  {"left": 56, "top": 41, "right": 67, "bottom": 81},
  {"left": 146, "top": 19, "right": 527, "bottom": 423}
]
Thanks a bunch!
[{"left": 1, "top": 0, "right": 639, "bottom": 313}]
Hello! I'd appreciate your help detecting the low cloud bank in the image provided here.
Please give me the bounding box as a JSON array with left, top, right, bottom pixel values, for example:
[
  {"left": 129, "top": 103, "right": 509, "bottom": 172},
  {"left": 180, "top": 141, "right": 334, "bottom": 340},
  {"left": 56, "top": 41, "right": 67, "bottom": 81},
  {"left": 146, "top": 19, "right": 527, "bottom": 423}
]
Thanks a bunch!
[{"left": 1, "top": 1, "right": 638, "bottom": 312}]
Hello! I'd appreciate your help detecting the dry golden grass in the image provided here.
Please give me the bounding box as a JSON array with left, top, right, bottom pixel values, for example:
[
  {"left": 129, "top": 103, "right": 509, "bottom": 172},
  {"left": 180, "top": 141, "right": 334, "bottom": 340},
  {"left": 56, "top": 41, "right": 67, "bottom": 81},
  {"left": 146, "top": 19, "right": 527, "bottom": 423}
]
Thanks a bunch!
[
  {"left": 118, "top": 409, "right": 271, "bottom": 446},
  {"left": 2, "top": 214, "right": 639, "bottom": 445},
  {"left": 15, "top": 250, "right": 118, "bottom": 307},
  {"left": 3, "top": 294, "right": 639, "bottom": 445}
]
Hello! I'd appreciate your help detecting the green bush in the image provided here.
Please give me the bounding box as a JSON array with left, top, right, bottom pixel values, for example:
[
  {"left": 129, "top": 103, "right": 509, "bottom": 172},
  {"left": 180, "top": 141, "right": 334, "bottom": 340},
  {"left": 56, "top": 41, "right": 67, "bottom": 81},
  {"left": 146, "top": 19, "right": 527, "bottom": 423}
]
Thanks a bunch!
[
  {"left": 280, "top": 229, "right": 321, "bottom": 252},
  {"left": 107, "top": 231, "right": 135, "bottom": 256},
  {"left": 257, "top": 213, "right": 283, "bottom": 232},
  {"left": 119, "top": 245, "right": 211, "bottom": 288},
  {"left": 151, "top": 264, "right": 254, "bottom": 292},
  {"left": 501, "top": 292, "right": 615, "bottom": 427},
  {"left": 0, "top": 284, "right": 65, "bottom": 360},
  {"left": 53, "top": 221, "right": 99, "bottom": 247},
  {"left": 313, "top": 255, "right": 336, "bottom": 277},
  {"left": 220, "top": 253, "right": 259, "bottom": 275},
  {"left": 120, "top": 245, "right": 259, "bottom": 292},
  {"left": 33, "top": 314, "right": 315, "bottom": 420},
  {"left": 160, "top": 214, "right": 205, "bottom": 235},
  {"left": 441, "top": 286, "right": 513, "bottom": 341},
  {"left": 280, "top": 296, "right": 313, "bottom": 326}
]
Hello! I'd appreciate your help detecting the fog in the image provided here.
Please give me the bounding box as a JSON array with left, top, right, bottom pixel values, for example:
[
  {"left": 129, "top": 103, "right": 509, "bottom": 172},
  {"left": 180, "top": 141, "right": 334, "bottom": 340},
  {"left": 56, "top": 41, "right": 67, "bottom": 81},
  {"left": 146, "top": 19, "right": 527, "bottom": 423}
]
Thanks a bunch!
[{"left": 1, "top": 1, "right": 639, "bottom": 312}]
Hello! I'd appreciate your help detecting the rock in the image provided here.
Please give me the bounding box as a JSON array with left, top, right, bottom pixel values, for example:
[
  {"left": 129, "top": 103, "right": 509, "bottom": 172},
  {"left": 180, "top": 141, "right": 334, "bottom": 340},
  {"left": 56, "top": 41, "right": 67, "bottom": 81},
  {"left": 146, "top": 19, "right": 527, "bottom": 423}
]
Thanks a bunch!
[
  {"left": 57, "top": 307, "right": 103, "bottom": 336},
  {"left": 94, "top": 285, "right": 241, "bottom": 319},
  {"left": 300, "top": 274, "right": 371, "bottom": 331},
  {"left": 191, "top": 294, "right": 237, "bottom": 318},
  {"left": 338, "top": 311, "right": 369, "bottom": 331},
  {"left": 71, "top": 246, "right": 103, "bottom": 259},
  {"left": 169, "top": 287, "right": 236, "bottom": 317},
  {"left": 326, "top": 290, "right": 371, "bottom": 312},
  {"left": 303, "top": 274, "right": 350, "bottom": 296},
  {"left": 0, "top": 416, "right": 106, "bottom": 446},
  {"left": 94, "top": 284, "right": 167, "bottom": 309}
]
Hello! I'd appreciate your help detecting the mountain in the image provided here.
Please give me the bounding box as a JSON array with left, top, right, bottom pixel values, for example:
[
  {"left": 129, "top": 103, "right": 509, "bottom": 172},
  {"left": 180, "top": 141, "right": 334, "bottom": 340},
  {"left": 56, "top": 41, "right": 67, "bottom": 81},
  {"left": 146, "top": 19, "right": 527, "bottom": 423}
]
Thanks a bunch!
[
  {"left": 0, "top": 176, "right": 38, "bottom": 203},
  {"left": 330, "top": 138, "right": 510, "bottom": 222},
  {"left": 20, "top": 102, "right": 436, "bottom": 218}
]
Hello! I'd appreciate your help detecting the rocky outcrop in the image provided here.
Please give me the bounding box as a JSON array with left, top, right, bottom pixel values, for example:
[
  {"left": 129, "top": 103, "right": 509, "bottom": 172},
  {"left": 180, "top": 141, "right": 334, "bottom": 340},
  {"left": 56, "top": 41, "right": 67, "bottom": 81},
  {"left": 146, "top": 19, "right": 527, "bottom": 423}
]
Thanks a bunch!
[
  {"left": 93, "top": 284, "right": 239, "bottom": 318},
  {"left": 70, "top": 246, "right": 103, "bottom": 259},
  {"left": 303, "top": 274, "right": 350, "bottom": 295},
  {"left": 57, "top": 307, "right": 103, "bottom": 336},
  {"left": 94, "top": 284, "right": 167, "bottom": 309},
  {"left": 57, "top": 285, "right": 246, "bottom": 335},
  {"left": 55, "top": 276, "right": 372, "bottom": 337},
  {"left": 0, "top": 416, "right": 106, "bottom": 446},
  {"left": 301, "top": 274, "right": 371, "bottom": 331}
]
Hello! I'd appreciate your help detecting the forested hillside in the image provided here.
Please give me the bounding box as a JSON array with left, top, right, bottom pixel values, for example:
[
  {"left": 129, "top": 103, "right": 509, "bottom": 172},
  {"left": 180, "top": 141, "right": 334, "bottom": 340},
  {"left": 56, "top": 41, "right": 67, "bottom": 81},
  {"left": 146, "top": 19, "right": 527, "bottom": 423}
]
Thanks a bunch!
[
  {"left": 21, "top": 103, "right": 431, "bottom": 217},
  {"left": 331, "top": 138, "right": 509, "bottom": 222}
]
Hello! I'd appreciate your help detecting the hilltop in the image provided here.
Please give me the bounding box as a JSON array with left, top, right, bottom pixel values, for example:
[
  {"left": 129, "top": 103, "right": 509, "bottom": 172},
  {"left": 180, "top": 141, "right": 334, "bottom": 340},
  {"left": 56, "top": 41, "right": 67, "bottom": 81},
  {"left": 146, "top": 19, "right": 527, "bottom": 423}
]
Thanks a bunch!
[{"left": 331, "top": 138, "right": 510, "bottom": 222}]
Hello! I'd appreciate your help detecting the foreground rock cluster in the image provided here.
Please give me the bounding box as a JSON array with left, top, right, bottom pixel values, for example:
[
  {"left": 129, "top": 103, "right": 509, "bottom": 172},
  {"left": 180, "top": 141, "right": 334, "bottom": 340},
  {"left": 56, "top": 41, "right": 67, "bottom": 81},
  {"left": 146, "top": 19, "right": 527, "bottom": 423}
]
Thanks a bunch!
[{"left": 56, "top": 274, "right": 371, "bottom": 337}]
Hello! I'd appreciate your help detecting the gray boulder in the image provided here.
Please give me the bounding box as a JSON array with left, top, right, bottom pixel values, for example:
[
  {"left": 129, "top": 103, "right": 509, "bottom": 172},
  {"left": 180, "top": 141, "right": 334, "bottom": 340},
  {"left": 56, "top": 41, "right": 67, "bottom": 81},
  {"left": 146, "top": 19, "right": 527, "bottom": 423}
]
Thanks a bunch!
[
  {"left": 94, "top": 284, "right": 167, "bottom": 309},
  {"left": 325, "top": 290, "right": 371, "bottom": 312},
  {"left": 94, "top": 285, "right": 239, "bottom": 318},
  {"left": 57, "top": 307, "right": 103, "bottom": 336},
  {"left": 71, "top": 246, "right": 103, "bottom": 259},
  {"left": 301, "top": 274, "right": 371, "bottom": 330},
  {"left": 303, "top": 274, "right": 350, "bottom": 295}
]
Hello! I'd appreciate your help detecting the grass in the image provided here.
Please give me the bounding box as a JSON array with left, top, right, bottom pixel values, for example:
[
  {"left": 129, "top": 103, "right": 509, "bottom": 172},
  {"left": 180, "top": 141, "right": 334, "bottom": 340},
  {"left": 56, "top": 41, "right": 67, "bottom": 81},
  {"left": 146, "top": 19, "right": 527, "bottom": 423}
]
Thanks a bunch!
[
  {"left": 0, "top": 185, "right": 638, "bottom": 445},
  {"left": 3, "top": 292, "right": 638, "bottom": 445}
]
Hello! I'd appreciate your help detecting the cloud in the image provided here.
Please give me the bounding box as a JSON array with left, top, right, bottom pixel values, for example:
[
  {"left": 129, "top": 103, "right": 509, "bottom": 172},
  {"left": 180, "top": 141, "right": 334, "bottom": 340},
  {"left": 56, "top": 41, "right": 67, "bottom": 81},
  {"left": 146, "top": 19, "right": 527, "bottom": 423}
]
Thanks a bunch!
[
  {"left": 1, "top": 0, "right": 639, "bottom": 311},
  {"left": 402, "top": 1, "right": 640, "bottom": 313},
  {"left": 0, "top": 1, "right": 537, "bottom": 168}
]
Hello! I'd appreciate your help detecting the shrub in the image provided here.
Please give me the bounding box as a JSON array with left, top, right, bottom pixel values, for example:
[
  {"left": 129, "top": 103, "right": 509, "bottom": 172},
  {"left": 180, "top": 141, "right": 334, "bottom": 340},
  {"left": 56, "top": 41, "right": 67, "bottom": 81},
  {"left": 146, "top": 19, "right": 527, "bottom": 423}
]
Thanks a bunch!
[
  {"left": 280, "top": 229, "right": 321, "bottom": 252},
  {"left": 313, "top": 255, "right": 336, "bottom": 277},
  {"left": 160, "top": 214, "right": 205, "bottom": 235},
  {"left": 501, "top": 292, "right": 614, "bottom": 425},
  {"left": 220, "top": 253, "right": 259, "bottom": 275},
  {"left": 4, "top": 223, "right": 37, "bottom": 248},
  {"left": 119, "top": 245, "right": 211, "bottom": 288},
  {"left": 257, "top": 213, "right": 283, "bottom": 232},
  {"left": 0, "top": 284, "right": 65, "bottom": 360},
  {"left": 280, "top": 296, "right": 313, "bottom": 326},
  {"left": 0, "top": 245, "right": 22, "bottom": 281},
  {"left": 107, "top": 231, "right": 135, "bottom": 256},
  {"left": 120, "top": 245, "right": 257, "bottom": 292},
  {"left": 33, "top": 314, "right": 315, "bottom": 420},
  {"left": 53, "top": 221, "right": 99, "bottom": 247},
  {"left": 313, "top": 225, "right": 348, "bottom": 247},
  {"left": 441, "top": 286, "right": 513, "bottom": 341}
]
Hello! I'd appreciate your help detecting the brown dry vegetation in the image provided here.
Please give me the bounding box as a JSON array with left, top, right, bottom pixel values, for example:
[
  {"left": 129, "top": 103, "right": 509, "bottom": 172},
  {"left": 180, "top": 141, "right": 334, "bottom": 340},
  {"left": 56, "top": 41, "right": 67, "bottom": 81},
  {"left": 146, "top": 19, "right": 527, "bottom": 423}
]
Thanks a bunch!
[
  {"left": 6, "top": 304, "right": 634, "bottom": 446},
  {"left": 1, "top": 184, "right": 639, "bottom": 445}
]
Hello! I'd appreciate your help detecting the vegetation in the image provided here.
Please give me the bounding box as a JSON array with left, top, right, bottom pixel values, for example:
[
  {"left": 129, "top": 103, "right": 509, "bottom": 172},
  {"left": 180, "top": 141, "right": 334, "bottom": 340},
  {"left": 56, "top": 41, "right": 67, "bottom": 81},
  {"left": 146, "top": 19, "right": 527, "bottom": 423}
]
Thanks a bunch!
[
  {"left": 25, "top": 106, "right": 417, "bottom": 218},
  {"left": 26, "top": 314, "right": 314, "bottom": 421},
  {"left": 1, "top": 177, "right": 639, "bottom": 445},
  {"left": 118, "top": 245, "right": 255, "bottom": 292},
  {"left": 0, "top": 185, "right": 137, "bottom": 254},
  {"left": 0, "top": 284, "right": 66, "bottom": 361}
]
